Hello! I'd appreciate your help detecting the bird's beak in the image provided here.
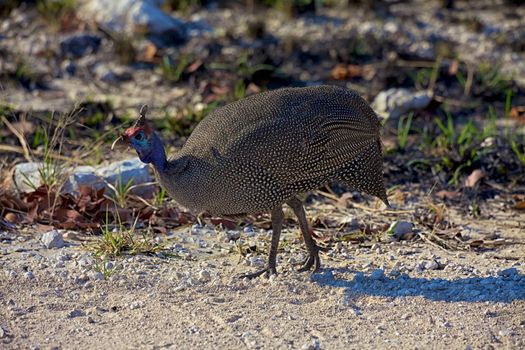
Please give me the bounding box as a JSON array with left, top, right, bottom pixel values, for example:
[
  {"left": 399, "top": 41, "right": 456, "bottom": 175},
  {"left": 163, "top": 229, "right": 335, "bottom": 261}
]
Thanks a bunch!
[{"left": 111, "top": 134, "right": 129, "bottom": 150}]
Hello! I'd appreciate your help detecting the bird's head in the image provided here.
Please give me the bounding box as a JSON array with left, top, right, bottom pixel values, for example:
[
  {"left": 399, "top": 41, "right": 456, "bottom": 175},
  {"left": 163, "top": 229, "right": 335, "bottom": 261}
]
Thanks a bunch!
[{"left": 113, "top": 105, "right": 157, "bottom": 164}]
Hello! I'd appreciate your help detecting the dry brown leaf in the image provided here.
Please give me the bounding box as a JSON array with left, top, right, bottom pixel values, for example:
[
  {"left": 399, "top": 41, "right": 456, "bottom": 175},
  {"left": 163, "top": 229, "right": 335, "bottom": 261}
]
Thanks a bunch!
[
  {"left": 336, "top": 192, "right": 354, "bottom": 208},
  {"left": 246, "top": 83, "right": 261, "bottom": 95},
  {"left": 0, "top": 190, "right": 28, "bottom": 211},
  {"left": 469, "top": 240, "right": 484, "bottom": 248},
  {"left": 11, "top": 120, "right": 36, "bottom": 135},
  {"left": 330, "top": 64, "right": 349, "bottom": 80},
  {"left": 1, "top": 181, "right": 195, "bottom": 231},
  {"left": 330, "top": 64, "right": 374, "bottom": 80},
  {"left": 4, "top": 212, "right": 19, "bottom": 224},
  {"left": 186, "top": 59, "right": 203, "bottom": 73},
  {"left": 35, "top": 224, "right": 54, "bottom": 233},
  {"left": 142, "top": 42, "right": 158, "bottom": 62},
  {"left": 210, "top": 217, "right": 237, "bottom": 230},
  {"left": 390, "top": 189, "right": 408, "bottom": 204},
  {"left": 211, "top": 85, "right": 231, "bottom": 96},
  {"left": 513, "top": 201, "right": 525, "bottom": 210},
  {"left": 25, "top": 203, "right": 39, "bottom": 224},
  {"left": 448, "top": 59, "right": 459, "bottom": 75},
  {"left": 311, "top": 229, "right": 331, "bottom": 243},
  {"left": 464, "top": 169, "right": 485, "bottom": 188},
  {"left": 436, "top": 190, "right": 461, "bottom": 200},
  {"left": 510, "top": 106, "right": 525, "bottom": 124}
]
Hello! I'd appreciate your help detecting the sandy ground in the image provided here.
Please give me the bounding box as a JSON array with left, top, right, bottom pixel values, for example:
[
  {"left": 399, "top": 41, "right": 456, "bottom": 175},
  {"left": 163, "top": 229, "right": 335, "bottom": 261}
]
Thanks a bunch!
[{"left": 1, "top": 197, "right": 524, "bottom": 350}]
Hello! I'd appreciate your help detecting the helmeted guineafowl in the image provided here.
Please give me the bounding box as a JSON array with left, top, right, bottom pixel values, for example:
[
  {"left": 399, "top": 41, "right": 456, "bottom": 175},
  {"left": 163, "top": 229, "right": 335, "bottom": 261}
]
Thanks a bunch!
[{"left": 119, "top": 85, "right": 389, "bottom": 278}]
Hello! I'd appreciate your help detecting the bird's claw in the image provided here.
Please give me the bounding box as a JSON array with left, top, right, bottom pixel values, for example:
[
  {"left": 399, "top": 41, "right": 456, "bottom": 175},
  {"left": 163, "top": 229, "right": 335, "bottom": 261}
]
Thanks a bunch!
[
  {"left": 239, "top": 266, "right": 277, "bottom": 280},
  {"left": 297, "top": 248, "right": 321, "bottom": 273}
]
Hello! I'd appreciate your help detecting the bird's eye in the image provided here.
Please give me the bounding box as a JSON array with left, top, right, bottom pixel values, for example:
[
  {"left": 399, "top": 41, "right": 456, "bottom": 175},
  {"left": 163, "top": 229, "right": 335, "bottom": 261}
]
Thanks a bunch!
[{"left": 135, "top": 132, "right": 143, "bottom": 141}]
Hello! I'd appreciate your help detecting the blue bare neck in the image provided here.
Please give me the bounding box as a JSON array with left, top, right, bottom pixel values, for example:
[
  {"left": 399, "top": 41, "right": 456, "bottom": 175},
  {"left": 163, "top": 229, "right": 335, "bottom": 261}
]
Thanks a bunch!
[{"left": 145, "top": 133, "right": 167, "bottom": 171}]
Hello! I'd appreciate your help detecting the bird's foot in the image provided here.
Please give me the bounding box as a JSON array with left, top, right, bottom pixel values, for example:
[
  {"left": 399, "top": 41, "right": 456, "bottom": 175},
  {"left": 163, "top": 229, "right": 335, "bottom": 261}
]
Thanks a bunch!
[
  {"left": 297, "top": 248, "right": 321, "bottom": 273},
  {"left": 239, "top": 265, "right": 277, "bottom": 280}
]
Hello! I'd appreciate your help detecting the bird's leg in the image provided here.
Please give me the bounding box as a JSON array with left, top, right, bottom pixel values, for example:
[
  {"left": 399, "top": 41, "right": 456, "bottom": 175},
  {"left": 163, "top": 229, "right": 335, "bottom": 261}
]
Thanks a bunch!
[
  {"left": 287, "top": 197, "right": 321, "bottom": 273},
  {"left": 239, "top": 206, "right": 283, "bottom": 279}
]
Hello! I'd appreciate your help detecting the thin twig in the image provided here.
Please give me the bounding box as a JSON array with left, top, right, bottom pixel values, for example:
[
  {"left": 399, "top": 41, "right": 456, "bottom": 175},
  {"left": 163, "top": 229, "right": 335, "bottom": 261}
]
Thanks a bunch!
[
  {"left": 2, "top": 117, "right": 32, "bottom": 162},
  {"left": 316, "top": 190, "right": 413, "bottom": 214},
  {"left": 417, "top": 231, "right": 451, "bottom": 252},
  {"left": 464, "top": 64, "right": 474, "bottom": 96},
  {"left": 349, "top": 202, "right": 414, "bottom": 214},
  {"left": 0, "top": 144, "right": 86, "bottom": 164},
  {"left": 394, "top": 59, "right": 438, "bottom": 68}
]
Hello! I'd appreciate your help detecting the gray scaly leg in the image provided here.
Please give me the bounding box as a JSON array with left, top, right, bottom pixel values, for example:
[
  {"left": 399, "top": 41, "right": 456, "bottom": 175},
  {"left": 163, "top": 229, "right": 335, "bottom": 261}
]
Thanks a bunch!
[
  {"left": 287, "top": 197, "right": 321, "bottom": 273},
  {"left": 239, "top": 206, "right": 283, "bottom": 279}
]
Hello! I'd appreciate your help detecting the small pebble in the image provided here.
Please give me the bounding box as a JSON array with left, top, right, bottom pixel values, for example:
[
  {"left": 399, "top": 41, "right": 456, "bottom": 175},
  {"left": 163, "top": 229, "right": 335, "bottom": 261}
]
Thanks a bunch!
[
  {"left": 41, "top": 230, "right": 65, "bottom": 249},
  {"left": 371, "top": 269, "right": 385, "bottom": 280},
  {"left": 68, "top": 309, "right": 86, "bottom": 318},
  {"left": 198, "top": 269, "right": 211, "bottom": 283},
  {"left": 498, "top": 329, "right": 510, "bottom": 337},
  {"left": 129, "top": 301, "right": 143, "bottom": 310},
  {"left": 386, "top": 221, "right": 414, "bottom": 240},
  {"left": 301, "top": 337, "right": 321, "bottom": 350},
  {"left": 91, "top": 272, "right": 104, "bottom": 281},
  {"left": 425, "top": 260, "right": 439, "bottom": 270}
]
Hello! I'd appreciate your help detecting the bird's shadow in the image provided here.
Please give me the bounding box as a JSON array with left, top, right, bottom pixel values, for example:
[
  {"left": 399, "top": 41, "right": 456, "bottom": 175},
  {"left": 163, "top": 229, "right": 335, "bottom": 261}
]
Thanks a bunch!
[{"left": 311, "top": 268, "right": 525, "bottom": 303}]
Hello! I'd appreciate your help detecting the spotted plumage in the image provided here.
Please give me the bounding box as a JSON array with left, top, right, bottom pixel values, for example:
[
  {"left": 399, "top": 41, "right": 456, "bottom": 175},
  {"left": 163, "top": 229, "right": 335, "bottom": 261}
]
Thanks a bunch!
[{"left": 122, "top": 85, "right": 388, "bottom": 278}]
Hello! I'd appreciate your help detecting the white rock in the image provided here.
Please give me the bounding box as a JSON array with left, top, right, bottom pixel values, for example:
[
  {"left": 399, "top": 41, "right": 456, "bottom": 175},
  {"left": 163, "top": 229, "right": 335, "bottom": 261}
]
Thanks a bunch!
[
  {"left": 372, "top": 88, "right": 432, "bottom": 120},
  {"left": 243, "top": 226, "right": 256, "bottom": 237},
  {"left": 129, "top": 301, "right": 143, "bottom": 310},
  {"left": 198, "top": 269, "right": 211, "bottom": 283},
  {"left": 13, "top": 162, "right": 46, "bottom": 192},
  {"left": 41, "top": 230, "right": 65, "bottom": 249},
  {"left": 24, "top": 271, "right": 35, "bottom": 280},
  {"left": 301, "top": 338, "right": 321, "bottom": 350},
  {"left": 385, "top": 221, "right": 414, "bottom": 241},
  {"left": 77, "top": 254, "right": 94, "bottom": 268},
  {"left": 498, "top": 328, "right": 510, "bottom": 337},
  {"left": 425, "top": 260, "right": 440, "bottom": 270},
  {"left": 61, "top": 165, "right": 99, "bottom": 193},
  {"left": 416, "top": 261, "right": 426, "bottom": 272},
  {"left": 78, "top": 0, "right": 187, "bottom": 40},
  {"left": 98, "top": 158, "right": 153, "bottom": 196},
  {"left": 13, "top": 158, "right": 153, "bottom": 195},
  {"left": 249, "top": 256, "right": 265, "bottom": 267}
]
